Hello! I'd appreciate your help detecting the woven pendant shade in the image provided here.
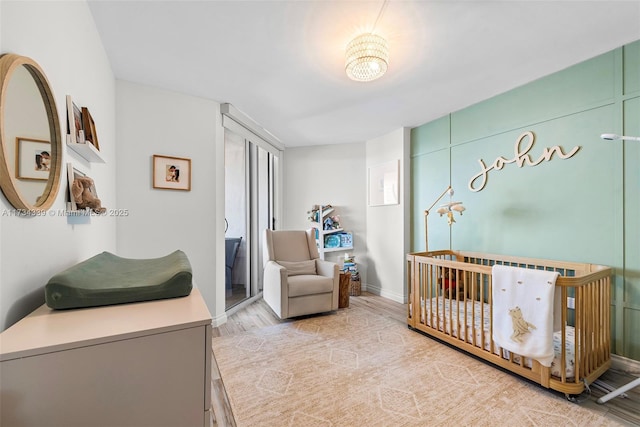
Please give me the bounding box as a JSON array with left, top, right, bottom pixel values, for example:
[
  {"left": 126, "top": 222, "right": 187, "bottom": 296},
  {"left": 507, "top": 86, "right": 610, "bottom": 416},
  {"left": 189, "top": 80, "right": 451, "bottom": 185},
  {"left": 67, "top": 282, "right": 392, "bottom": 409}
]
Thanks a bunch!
[{"left": 345, "top": 33, "right": 389, "bottom": 82}]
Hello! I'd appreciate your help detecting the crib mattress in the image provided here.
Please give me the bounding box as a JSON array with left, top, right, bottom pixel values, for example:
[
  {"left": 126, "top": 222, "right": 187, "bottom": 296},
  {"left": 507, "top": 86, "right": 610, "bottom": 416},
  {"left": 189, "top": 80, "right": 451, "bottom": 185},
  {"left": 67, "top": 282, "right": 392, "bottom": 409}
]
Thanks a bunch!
[
  {"left": 45, "top": 250, "right": 193, "bottom": 310},
  {"left": 418, "top": 297, "right": 576, "bottom": 379}
]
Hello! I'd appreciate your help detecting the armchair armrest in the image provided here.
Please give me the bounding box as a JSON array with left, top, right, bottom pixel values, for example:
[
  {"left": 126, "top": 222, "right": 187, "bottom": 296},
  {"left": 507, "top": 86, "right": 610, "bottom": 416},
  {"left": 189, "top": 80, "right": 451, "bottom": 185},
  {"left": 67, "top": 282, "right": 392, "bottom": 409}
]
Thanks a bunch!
[
  {"left": 264, "top": 260, "right": 287, "bottom": 288},
  {"left": 265, "top": 260, "right": 285, "bottom": 271},
  {"left": 263, "top": 260, "right": 289, "bottom": 318},
  {"left": 316, "top": 259, "right": 338, "bottom": 278},
  {"left": 316, "top": 259, "right": 340, "bottom": 311}
]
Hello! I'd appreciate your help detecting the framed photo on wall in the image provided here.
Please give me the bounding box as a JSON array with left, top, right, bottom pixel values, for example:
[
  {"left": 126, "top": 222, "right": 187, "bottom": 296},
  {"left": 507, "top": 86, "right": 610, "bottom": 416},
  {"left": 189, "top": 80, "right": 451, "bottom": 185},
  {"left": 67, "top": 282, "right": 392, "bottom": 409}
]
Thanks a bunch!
[
  {"left": 67, "top": 163, "right": 86, "bottom": 211},
  {"left": 16, "top": 137, "right": 51, "bottom": 180},
  {"left": 82, "top": 107, "right": 100, "bottom": 150},
  {"left": 66, "top": 163, "right": 105, "bottom": 213},
  {"left": 66, "top": 95, "right": 85, "bottom": 144},
  {"left": 368, "top": 159, "right": 399, "bottom": 206},
  {"left": 153, "top": 155, "right": 191, "bottom": 191}
]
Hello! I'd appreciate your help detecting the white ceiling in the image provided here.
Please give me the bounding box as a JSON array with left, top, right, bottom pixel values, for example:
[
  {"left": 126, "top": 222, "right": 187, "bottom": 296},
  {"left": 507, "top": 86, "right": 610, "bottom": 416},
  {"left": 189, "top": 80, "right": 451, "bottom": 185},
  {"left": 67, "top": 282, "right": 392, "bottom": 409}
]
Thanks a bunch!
[{"left": 88, "top": 0, "right": 640, "bottom": 147}]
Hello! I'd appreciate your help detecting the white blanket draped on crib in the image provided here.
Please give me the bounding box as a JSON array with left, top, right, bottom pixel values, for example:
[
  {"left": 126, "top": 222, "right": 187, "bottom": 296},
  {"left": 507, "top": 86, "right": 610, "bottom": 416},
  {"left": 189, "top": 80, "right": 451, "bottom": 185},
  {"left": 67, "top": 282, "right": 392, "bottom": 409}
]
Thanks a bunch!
[{"left": 491, "top": 265, "right": 559, "bottom": 367}]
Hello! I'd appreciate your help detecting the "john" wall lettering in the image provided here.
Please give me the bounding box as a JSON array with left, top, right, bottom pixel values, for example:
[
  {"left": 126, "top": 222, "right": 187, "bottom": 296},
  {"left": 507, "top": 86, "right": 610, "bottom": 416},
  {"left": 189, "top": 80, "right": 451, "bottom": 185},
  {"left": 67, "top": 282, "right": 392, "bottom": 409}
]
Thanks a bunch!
[{"left": 468, "top": 131, "right": 580, "bottom": 192}]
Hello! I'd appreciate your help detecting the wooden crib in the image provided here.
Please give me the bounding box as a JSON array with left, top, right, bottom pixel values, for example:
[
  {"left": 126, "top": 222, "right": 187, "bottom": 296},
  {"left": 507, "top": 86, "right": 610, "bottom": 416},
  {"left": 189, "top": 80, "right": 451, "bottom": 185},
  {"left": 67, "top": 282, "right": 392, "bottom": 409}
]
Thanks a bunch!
[{"left": 407, "top": 250, "right": 612, "bottom": 397}]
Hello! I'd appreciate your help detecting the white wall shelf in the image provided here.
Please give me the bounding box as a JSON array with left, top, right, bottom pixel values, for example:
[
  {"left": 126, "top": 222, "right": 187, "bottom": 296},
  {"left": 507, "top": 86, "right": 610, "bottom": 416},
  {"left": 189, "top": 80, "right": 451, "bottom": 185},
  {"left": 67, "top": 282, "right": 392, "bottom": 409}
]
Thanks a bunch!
[
  {"left": 322, "top": 227, "right": 344, "bottom": 235},
  {"left": 67, "top": 138, "right": 105, "bottom": 163},
  {"left": 324, "top": 246, "right": 353, "bottom": 253}
]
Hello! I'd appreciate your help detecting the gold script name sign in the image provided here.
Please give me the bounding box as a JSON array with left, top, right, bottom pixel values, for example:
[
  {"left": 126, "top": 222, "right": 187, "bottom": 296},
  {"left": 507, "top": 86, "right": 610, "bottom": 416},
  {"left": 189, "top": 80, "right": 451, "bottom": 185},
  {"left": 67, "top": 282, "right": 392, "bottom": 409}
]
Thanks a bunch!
[{"left": 468, "top": 131, "right": 580, "bottom": 192}]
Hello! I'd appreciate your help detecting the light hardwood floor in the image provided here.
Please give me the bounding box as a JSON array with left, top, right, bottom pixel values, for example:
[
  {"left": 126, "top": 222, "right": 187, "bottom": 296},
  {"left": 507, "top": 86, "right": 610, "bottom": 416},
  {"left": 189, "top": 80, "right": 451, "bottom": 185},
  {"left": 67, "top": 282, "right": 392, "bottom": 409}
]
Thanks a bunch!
[{"left": 210, "top": 293, "right": 640, "bottom": 427}]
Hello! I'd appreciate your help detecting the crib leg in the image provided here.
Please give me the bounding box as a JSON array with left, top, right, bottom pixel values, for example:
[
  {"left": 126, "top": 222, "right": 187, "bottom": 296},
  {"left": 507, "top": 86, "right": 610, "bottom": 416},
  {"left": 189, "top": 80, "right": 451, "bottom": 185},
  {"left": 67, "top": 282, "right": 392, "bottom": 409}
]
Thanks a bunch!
[
  {"left": 597, "top": 377, "right": 640, "bottom": 404},
  {"left": 566, "top": 378, "right": 592, "bottom": 403}
]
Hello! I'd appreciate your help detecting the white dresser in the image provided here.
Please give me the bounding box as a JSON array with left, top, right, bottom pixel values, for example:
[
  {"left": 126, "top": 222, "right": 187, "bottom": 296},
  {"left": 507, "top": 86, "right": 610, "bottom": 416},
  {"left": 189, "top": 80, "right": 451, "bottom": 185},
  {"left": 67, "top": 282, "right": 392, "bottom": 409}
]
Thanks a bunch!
[{"left": 0, "top": 288, "right": 212, "bottom": 427}]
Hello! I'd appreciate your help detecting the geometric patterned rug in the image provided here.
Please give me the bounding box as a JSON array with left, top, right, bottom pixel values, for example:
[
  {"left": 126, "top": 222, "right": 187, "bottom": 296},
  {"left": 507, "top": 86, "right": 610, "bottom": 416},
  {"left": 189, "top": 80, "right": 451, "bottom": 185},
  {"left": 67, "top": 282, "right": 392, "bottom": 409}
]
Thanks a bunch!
[{"left": 212, "top": 304, "right": 622, "bottom": 426}]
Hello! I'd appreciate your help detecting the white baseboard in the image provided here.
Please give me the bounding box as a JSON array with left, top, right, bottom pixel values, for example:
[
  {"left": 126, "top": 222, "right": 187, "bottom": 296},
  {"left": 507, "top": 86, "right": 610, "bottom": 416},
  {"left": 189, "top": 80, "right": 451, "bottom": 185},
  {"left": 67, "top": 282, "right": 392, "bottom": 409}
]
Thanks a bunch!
[
  {"left": 362, "top": 283, "right": 405, "bottom": 304},
  {"left": 611, "top": 354, "right": 640, "bottom": 374},
  {"left": 211, "top": 312, "right": 228, "bottom": 327}
]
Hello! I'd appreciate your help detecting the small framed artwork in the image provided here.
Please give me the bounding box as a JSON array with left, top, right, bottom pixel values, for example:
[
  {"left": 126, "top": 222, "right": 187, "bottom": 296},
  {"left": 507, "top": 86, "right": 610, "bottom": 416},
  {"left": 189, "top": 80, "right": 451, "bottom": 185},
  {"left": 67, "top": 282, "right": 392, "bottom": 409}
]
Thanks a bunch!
[
  {"left": 66, "top": 95, "right": 85, "bottom": 144},
  {"left": 368, "top": 159, "right": 399, "bottom": 206},
  {"left": 82, "top": 107, "right": 100, "bottom": 150},
  {"left": 67, "top": 163, "right": 86, "bottom": 211},
  {"left": 67, "top": 163, "right": 103, "bottom": 212},
  {"left": 153, "top": 155, "right": 191, "bottom": 191},
  {"left": 16, "top": 137, "right": 51, "bottom": 180}
]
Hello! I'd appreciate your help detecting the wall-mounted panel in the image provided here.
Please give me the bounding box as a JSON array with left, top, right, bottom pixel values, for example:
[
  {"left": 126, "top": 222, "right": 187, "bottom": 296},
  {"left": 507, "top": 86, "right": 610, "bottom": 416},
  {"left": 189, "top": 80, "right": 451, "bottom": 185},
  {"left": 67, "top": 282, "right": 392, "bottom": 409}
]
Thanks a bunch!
[
  {"left": 410, "top": 115, "right": 450, "bottom": 157},
  {"left": 624, "top": 96, "right": 640, "bottom": 311},
  {"left": 451, "top": 51, "right": 617, "bottom": 144},
  {"left": 625, "top": 310, "right": 640, "bottom": 356},
  {"left": 623, "top": 40, "right": 640, "bottom": 95},
  {"left": 411, "top": 149, "right": 451, "bottom": 252},
  {"left": 451, "top": 106, "right": 620, "bottom": 264}
]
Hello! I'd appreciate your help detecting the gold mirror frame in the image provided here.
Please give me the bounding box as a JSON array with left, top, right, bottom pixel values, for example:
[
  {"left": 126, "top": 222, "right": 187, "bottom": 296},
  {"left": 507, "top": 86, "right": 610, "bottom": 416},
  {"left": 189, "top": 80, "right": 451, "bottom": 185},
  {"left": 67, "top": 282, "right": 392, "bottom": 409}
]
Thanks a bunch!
[{"left": 0, "top": 53, "right": 62, "bottom": 211}]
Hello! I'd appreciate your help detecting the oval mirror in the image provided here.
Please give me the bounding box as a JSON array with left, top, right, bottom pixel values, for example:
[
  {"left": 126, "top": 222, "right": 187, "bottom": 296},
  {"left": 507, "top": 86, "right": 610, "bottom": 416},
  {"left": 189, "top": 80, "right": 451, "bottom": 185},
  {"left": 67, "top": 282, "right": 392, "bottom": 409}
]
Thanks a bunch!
[{"left": 0, "top": 53, "right": 62, "bottom": 212}]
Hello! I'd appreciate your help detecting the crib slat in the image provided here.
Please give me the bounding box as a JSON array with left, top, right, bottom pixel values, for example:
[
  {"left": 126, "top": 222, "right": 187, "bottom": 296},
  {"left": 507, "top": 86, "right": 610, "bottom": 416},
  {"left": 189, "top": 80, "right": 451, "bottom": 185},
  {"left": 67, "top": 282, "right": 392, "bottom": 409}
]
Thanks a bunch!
[
  {"left": 470, "top": 271, "right": 477, "bottom": 348},
  {"left": 560, "top": 286, "right": 568, "bottom": 383},
  {"left": 484, "top": 272, "right": 490, "bottom": 354}
]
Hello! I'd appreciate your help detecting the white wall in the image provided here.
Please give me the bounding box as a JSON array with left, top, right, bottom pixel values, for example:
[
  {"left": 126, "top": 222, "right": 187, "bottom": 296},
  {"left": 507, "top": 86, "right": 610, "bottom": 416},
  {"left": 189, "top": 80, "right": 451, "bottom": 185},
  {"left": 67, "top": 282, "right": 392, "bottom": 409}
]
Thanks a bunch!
[
  {"left": 115, "top": 80, "right": 225, "bottom": 325},
  {"left": 365, "top": 128, "right": 410, "bottom": 303},
  {"left": 0, "top": 1, "right": 117, "bottom": 330},
  {"left": 282, "top": 143, "right": 368, "bottom": 282}
]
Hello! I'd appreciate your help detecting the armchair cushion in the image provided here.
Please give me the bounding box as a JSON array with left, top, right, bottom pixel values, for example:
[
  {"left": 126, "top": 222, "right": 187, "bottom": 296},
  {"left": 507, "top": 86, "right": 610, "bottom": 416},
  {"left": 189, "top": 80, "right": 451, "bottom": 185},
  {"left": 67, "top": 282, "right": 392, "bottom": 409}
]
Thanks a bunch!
[
  {"left": 288, "top": 275, "right": 335, "bottom": 297},
  {"left": 278, "top": 260, "right": 317, "bottom": 276}
]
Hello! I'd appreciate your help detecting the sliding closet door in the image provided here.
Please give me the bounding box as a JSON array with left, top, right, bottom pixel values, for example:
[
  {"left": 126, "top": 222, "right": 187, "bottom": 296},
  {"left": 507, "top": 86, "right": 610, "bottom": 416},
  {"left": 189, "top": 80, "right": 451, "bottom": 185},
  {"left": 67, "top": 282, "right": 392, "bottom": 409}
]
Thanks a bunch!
[
  {"left": 252, "top": 144, "right": 276, "bottom": 295},
  {"left": 224, "top": 130, "right": 248, "bottom": 309},
  {"left": 224, "top": 128, "right": 279, "bottom": 310}
]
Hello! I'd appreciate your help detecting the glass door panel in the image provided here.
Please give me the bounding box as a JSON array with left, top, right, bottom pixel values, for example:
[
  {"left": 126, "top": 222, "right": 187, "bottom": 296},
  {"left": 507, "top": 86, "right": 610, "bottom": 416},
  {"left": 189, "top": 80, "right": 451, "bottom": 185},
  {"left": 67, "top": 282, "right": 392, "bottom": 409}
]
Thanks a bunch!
[
  {"left": 254, "top": 145, "right": 273, "bottom": 294},
  {"left": 224, "top": 130, "right": 247, "bottom": 309}
]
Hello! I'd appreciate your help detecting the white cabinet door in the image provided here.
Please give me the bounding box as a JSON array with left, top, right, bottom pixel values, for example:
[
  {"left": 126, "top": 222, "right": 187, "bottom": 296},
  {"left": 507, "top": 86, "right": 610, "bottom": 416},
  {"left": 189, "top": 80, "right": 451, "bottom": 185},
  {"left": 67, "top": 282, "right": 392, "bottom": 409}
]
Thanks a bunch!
[{"left": 1, "top": 326, "right": 206, "bottom": 427}]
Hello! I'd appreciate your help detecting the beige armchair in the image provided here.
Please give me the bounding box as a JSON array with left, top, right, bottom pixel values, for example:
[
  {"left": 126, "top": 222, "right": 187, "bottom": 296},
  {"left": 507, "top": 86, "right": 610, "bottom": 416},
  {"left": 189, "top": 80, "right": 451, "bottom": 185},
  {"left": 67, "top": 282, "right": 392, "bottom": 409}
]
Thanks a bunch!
[{"left": 262, "top": 229, "right": 339, "bottom": 319}]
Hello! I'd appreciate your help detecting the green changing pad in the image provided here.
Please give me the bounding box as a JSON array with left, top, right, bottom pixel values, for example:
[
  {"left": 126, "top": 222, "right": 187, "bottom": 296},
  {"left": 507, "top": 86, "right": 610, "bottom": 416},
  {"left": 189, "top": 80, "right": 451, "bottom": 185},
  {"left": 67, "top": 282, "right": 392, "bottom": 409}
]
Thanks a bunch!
[{"left": 45, "top": 250, "right": 193, "bottom": 310}]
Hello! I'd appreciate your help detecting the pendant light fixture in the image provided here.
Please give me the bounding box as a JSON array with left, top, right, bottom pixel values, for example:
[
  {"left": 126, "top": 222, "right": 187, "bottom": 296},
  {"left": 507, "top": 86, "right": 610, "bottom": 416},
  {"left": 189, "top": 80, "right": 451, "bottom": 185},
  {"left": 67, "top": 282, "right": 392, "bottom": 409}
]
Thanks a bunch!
[
  {"left": 345, "top": 0, "right": 390, "bottom": 82},
  {"left": 345, "top": 33, "right": 389, "bottom": 82}
]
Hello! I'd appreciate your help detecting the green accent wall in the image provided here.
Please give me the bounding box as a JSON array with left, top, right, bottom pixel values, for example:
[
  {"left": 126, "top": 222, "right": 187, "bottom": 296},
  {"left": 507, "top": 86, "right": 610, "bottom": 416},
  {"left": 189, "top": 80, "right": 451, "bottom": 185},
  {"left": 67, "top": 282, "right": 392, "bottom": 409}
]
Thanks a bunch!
[{"left": 411, "top": 40, "right": 640, "bottom": 360}]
